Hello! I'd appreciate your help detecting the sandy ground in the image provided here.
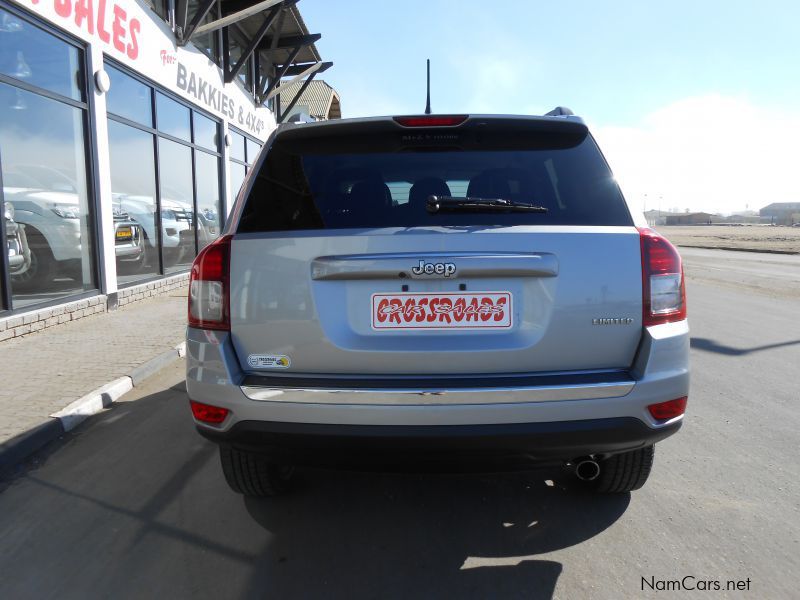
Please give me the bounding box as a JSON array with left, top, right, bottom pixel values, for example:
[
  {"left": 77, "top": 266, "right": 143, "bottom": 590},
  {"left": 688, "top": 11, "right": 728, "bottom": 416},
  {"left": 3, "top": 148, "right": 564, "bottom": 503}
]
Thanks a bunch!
[{"left": 657, "top": 225, "right": 800, "bottom": 254}]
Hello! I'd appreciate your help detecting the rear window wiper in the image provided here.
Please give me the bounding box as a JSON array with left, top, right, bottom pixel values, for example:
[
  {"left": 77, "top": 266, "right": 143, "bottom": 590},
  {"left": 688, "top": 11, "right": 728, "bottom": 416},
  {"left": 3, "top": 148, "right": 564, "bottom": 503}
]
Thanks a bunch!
[{"left": 426, "top": 196, "right": 548, "bottom": 214}]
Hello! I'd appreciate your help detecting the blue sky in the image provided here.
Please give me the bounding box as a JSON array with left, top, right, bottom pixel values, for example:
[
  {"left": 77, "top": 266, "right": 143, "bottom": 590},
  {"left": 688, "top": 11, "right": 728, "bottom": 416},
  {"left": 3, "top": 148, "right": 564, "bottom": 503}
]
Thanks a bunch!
[{"left": 300, "top": 0, "right": 800, "bottom": 215}]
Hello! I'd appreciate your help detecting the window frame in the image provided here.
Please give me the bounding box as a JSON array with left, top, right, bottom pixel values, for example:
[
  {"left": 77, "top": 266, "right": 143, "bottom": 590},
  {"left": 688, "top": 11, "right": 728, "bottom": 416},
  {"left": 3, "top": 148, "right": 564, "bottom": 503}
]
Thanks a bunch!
[
  {"left": 103, "top": 58, "right": 225, "bottom": 288},
  {"left": 0, "top": 1, "right": 99, "bottom": 314},
  {"left": 228, "top": 125, "right": 262, "bottom": 206}
]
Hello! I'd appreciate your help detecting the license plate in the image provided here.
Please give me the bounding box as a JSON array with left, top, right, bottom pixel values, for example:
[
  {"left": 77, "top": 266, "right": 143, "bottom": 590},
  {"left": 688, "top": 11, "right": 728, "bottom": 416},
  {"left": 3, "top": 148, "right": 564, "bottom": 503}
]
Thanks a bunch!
[
  {"left": 115, "top": 226, "right": 132, "bottom": 241},
  {"left": 372, "top": 292, "right": 512, "bottom": 330}
]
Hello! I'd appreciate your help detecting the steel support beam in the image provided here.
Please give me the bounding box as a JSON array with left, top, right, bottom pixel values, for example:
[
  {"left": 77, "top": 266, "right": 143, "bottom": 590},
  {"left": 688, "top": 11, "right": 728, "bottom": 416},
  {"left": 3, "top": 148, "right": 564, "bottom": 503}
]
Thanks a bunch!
[
  {"left": 257, "top": 33, "right": 321, "bottom": 52},
  {"left": 177, "top": 0, "right": 216, "bottom": 46},
  {"left": 260, "top": 44, "right": 302, "bottom": 100},
  {"left": 194, "top": 0, "right": 284, "bottom": 36},
  {"left": 265, "top": 61, "right": 331, "bottom": 102},
  {"left": 224, "top": 4, "right": 282, "bottom": 83},
  {"left": 175, "top": 0, "right": 189, "bottom": 37},
  {"left": 257, "top": 7, "right": 286, "bottom": 107},
  {"left": 277, "top": 61, "right": 333, "bottom": 77},
  {"left": 277, "top": 71, "right": 317, "bottom": 123}
]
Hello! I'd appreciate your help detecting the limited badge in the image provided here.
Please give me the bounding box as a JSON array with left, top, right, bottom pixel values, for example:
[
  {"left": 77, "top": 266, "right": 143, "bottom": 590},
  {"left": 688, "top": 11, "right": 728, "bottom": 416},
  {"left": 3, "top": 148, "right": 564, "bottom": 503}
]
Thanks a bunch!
[{"left": 247, "top": 354, "right": 291, "bottom": 369}]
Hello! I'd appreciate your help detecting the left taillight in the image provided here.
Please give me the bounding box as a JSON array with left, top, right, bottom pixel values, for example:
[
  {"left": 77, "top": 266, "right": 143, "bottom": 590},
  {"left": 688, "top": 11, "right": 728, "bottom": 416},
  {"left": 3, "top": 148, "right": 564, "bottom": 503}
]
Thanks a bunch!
[
  {"left": 188, "top": 234, "right": 232, "bottom": 331},
  {"left": 190, "top": 400, "right": 230, "bottom": 424}
]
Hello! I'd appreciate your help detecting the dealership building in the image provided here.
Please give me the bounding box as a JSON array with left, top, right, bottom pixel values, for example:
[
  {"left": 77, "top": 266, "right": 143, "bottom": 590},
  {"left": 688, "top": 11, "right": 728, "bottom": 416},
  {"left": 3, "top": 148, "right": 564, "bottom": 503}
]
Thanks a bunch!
[{"left": 0, "top": 0, "right": 333, "bottom": 337}]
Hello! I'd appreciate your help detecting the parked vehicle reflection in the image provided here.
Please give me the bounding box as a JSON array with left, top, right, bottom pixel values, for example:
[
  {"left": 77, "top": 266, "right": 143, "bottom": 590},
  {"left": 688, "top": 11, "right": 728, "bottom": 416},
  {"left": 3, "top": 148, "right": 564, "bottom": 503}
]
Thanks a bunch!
[
  {"left": 3, "top": 167, "right": 144, "bottom": 287},
  {"left": 4, "top": 200, "right": 31, "bottom": 279}
]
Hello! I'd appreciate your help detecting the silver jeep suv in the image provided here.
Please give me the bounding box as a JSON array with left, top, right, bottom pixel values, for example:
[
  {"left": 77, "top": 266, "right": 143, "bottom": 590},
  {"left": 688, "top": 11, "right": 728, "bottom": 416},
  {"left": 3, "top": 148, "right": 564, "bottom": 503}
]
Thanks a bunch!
[{"left": 186, "top": 111, "right": 689, "bottom": 496}]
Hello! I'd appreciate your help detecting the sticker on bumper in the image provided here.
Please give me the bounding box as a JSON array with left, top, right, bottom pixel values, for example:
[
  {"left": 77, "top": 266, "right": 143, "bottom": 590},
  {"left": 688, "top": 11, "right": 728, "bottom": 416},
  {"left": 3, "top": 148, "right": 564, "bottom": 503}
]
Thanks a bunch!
[
  {"left": 247, "top": 354, "right": 291, "bottom": 369},
  {"left": 372, "top": 292, "right": 512, "bottom": 330}
]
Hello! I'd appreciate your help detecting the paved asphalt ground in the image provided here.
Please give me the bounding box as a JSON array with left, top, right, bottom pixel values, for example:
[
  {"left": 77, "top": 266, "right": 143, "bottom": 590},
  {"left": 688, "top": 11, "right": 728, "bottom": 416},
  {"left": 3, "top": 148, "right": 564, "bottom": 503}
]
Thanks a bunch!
[{"left": 1, "top": 248, "right": 798, "bottom": 599}]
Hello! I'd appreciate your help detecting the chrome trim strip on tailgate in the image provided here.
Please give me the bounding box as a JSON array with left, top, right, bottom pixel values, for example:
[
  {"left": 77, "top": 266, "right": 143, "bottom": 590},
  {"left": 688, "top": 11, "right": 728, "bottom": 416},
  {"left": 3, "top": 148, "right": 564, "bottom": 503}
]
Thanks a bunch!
[
  {"left": 240, "top": 380, "right": 634, "bottom": 405},
  {"left": 311, "top": 252, "right": 558, "bottom": 280}
]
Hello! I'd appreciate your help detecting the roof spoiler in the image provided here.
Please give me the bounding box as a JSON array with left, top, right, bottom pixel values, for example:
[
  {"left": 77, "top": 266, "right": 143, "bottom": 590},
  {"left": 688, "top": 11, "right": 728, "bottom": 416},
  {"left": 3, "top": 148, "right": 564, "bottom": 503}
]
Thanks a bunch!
[{"left": 545, "top": 106, "right": 575, "bottom": 117}]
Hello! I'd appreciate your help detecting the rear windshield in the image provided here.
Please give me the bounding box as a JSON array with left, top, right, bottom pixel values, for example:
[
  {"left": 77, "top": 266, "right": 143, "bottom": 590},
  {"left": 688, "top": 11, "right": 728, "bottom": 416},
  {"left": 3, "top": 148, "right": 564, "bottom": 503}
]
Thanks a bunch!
[{"left": 238, "top": 129, "right": 631, "bottom": 232}]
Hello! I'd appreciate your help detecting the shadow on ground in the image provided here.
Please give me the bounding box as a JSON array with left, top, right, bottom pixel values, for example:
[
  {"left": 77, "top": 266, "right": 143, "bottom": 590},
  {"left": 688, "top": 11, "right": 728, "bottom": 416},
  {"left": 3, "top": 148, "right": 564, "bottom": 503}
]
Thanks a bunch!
[
  {"left": 243, "top": 468, "right": 629, "bottom": 599},
  {"left": 691, "top": 336, "right": 800, "bottom": 356},
  {"left": 0, "top": 372, "right": 630, "bottom": 600}
]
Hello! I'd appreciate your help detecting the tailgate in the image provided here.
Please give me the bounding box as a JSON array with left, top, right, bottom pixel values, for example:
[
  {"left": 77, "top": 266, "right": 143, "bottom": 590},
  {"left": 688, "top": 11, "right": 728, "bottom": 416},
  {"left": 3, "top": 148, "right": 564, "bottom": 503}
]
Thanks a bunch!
[{"left": 229, "top": 227, "right": 642, "bottom": 376}]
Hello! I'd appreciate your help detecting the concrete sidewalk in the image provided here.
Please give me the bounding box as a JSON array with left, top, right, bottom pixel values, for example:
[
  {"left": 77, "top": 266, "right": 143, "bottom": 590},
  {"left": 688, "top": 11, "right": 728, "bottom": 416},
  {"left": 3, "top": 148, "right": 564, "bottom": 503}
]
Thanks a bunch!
[{"left": 0, "top": 288, "right": 188, "bottom": 472}]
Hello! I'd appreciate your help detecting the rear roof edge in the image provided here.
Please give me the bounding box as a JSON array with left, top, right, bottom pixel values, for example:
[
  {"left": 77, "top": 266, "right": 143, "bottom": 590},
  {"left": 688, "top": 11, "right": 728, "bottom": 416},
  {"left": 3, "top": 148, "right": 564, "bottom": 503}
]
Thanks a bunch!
[{"left": 275, "top": 114, "right": 588, "bottom": 142}]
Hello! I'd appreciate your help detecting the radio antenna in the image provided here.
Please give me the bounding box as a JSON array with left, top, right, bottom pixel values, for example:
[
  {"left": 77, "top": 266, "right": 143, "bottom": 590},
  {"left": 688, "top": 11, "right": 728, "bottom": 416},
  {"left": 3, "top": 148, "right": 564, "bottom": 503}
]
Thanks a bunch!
[{"left": 425, "top": 59, "right": 431, "bottom": 114}]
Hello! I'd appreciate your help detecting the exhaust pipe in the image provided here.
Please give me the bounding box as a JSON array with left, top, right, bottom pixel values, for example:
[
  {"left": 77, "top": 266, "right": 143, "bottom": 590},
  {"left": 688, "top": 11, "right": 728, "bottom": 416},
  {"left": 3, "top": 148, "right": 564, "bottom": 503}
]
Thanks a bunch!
[{"left": 574, "top": 458, "right": 601, "bottom": 482}]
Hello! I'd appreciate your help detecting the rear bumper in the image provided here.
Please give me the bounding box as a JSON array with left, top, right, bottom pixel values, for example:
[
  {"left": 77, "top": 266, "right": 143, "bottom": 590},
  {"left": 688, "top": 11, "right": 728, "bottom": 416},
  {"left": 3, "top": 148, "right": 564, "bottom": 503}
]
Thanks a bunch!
[
  {"left": 198, "top": 417, "right": 681, "bottom": 467},
  {"left": 186, "top": 320, "right": 689, "bottom": 459}
]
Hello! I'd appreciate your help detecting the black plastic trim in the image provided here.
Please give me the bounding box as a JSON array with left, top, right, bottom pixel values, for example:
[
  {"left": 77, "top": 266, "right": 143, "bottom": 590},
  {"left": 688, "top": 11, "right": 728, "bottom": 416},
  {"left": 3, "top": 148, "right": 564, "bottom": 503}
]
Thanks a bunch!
[
  {"left": 240, "top": 370, "right": 633, "bottom": 390},
  {"left": 197, "top": 417, "right": 681, "bottom": 468}
]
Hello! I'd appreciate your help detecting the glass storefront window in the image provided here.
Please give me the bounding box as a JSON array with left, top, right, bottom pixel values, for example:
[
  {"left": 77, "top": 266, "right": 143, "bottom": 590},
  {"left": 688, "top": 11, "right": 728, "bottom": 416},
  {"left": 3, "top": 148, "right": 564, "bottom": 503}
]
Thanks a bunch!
[
  {"left": 158, "top": 138, "right": 195, "bottom": 273},
  {"left": 107, "top": 121, "right": 159, "bottom": 285},
  {"left": 106, "top": 63, "right": 223, "bottom": 288},
  {"left": 229, "top": 161, "right": 246, "bottom": 202},
  {"left": 0, "top": 83, "right": 95, "bottom": 309},
  {"left": 230, "top": 131, "right": 246, "bottom": 162},
  {"left": 157, "top": 93, "right": 191, "bottom": 141},
  {"left": 195, "top": 151, "right": 220, "bottom": 250},
  {"left": 0, "top": 7, "right": 83, "bottom": 101},
  {"left": 246, "top": 138, "right": 262, "bottom": 163},
  {"left": 106, "top": 66, "right": 153, "bottom": 127},
  {"left": 193, "top": 112, "right": 218, "bottom": 151},
  {"left": 228, "top": 129, "right": 260, "bottom": 214}
]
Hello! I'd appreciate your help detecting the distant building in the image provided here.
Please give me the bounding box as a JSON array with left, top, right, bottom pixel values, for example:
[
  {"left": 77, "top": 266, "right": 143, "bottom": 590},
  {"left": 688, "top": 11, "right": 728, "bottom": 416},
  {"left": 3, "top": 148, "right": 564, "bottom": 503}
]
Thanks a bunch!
[
  {"left": 665, "top": 212, "right": 716, "bottom": 225},
  {"left": 760, "top": 202, "right": 800, "bottom": 225},
  {"left": 644, "top": 210, "right": 669, "bottom": 226},
  {"left": 725, "top": 212, "right": 768, "bottom": 224},
  {"left": 279, "top": 80, "right": 342, "bottom": 121}
]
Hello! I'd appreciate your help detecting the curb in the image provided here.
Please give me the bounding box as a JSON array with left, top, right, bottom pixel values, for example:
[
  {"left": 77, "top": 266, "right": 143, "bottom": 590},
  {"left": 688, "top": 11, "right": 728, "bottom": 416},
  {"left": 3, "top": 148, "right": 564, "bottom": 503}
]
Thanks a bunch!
[{"left": 0, "top": 341, "right": 186, "bottom": 474}]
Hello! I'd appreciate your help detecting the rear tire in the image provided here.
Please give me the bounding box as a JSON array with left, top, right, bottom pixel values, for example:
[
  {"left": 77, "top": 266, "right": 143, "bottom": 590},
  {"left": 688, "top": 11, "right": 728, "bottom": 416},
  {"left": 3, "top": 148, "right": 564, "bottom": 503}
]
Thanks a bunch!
[
  {"left": 594, "top": 445, "right": 655, "bottom": 493},
  {"left": 219, "top": 446, "right": 294, "bottom": 497}
]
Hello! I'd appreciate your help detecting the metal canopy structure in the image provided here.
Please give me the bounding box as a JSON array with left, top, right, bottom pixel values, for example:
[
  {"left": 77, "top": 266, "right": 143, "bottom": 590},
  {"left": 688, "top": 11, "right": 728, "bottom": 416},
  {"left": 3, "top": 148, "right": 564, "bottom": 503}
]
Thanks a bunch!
[
  {"left": 174, "top": 0, "right": 331, "bottom": 122},
  {"left": 279, "top": 79, "right": 341, "bottom": 120}
]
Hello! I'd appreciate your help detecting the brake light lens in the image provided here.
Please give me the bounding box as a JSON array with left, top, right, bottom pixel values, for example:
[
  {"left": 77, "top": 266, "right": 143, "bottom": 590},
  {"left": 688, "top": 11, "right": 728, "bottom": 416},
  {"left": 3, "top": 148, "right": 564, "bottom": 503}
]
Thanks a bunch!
[
  {"left": 188, "top": 234, "right": 232, "bottom": 330},
  {"left": 647, "top": 396, "right": 688, "bottom": 420},
  {"left": 639, "top": 227, "right": 686, "bottom": 326},
  {"left": 393, "top": 115, "right": 468, "bottom": 127},
  {"left": 190, "top": 400, "right": 230, "bottom": 424}
]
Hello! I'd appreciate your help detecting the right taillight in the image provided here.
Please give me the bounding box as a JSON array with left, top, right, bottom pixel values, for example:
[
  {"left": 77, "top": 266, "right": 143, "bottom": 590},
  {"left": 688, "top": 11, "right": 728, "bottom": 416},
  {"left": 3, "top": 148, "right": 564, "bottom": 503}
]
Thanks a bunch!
[
  {"left": 638, "top": 227, "right": 686, "bottom": 326},
  {"left": 188, "top": 234, "right": 232, "bottom": 331}
]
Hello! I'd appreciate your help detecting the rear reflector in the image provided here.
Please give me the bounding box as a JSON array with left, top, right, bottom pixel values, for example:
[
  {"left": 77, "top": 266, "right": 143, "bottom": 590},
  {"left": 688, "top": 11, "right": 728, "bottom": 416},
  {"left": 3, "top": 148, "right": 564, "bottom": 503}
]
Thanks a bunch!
[
  {"left": 647, "top": 397, "right": 688, "bottom": 420},
  {"left": 639, "top": 227, "right": 686, "bottom": 326},
  {"left": 188, "top": 234, "right": 232, "bottom": 331},
  {"left": 190, "top": 400, "right": 230, "bottom": 424},
  {"left": 393, "top": 115, "right": 468, "bottom": 127}
]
